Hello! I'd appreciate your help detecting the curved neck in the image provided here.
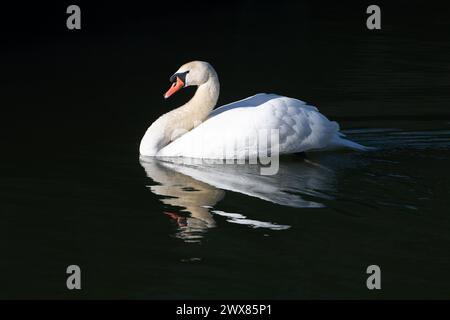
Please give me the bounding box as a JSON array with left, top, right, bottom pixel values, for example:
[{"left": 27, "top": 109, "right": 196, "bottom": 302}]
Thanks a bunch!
[
  {"left": 139, "top": 73, "right": 220, "bottom": 156},
  {"left": 180, "top": 73, "right": 220, "bottom": 121}
]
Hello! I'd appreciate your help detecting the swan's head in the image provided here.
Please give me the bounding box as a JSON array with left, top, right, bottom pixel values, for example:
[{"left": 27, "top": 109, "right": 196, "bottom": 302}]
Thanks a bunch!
[{"left": 164, "top": 61, "right": 216, "bottom": 99}]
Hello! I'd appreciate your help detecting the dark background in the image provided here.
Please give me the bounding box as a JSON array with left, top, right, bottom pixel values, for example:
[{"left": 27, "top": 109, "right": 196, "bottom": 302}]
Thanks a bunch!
[
  {"left": 2, "top": 0, "right": 449, "bottom": 158},
  {"left": 1, "top": 0, "right": 450, "bottom": 299}
]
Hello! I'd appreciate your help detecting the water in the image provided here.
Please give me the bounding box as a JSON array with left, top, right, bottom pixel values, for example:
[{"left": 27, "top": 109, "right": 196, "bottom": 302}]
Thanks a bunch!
[{"left": 1, "top": 1, "right": 450, "bottom": 298}]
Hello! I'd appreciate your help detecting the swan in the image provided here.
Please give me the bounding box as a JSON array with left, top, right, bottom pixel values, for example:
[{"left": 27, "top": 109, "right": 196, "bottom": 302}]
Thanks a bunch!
[{"left": 139, "top": 61, "right": 368, "bottom": 158}]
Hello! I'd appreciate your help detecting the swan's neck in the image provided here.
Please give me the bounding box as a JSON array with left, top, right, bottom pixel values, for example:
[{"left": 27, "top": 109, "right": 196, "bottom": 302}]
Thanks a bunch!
[
  {"left": 180, "top": 74, "right": 220, "bottom": 125},
  {"left": 139, "top": 75, "right": 220, "bottom": 156}
]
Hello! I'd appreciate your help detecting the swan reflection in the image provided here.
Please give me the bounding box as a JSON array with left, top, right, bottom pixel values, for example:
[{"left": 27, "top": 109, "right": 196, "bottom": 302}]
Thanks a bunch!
[{"left": 140, "top": 156, "right": 335, "bottom": 242}]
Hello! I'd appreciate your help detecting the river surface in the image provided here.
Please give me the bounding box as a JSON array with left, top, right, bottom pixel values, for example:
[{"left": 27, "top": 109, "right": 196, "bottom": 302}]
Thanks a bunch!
[{"left": 1, "top": 1, "right": 450, "bottom": 298}]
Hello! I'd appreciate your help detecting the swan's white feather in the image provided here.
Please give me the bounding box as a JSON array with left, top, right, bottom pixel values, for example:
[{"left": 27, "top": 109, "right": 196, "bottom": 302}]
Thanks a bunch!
[{"left": 157, "top": 93, "right": 366, "bottom": 158}]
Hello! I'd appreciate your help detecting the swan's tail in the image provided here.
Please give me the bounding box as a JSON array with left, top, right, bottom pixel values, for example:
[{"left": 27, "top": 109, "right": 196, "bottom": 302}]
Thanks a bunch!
[{"left": 332, "top": 137, "right": 374, "bottom": 151}]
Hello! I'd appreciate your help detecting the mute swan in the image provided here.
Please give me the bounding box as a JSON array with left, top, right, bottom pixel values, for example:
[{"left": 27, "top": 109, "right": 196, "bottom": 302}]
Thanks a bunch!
[{"left": 139, "top": 61, "right": 368, "bottom": 158}]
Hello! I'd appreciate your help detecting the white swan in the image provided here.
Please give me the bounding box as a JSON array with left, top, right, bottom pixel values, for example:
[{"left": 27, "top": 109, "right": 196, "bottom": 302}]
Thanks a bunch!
[{"left": 139, "top": 61, "right": 368, "bottom": 158}]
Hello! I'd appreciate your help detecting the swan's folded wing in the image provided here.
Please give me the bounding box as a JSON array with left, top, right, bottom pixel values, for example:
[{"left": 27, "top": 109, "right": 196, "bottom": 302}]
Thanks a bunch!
[{"left": 157, "top": 94, "right": 339, "bottom": 158}]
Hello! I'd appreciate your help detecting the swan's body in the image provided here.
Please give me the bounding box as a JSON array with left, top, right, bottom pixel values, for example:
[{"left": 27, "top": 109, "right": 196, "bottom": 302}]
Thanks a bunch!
[{"left": 140, "top": 61, "right": 367, "bottom": 158}]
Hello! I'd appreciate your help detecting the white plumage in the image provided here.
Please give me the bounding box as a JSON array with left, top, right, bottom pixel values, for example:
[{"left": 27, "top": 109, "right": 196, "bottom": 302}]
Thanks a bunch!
[{"left": 158, "top": 93, "right": 366, "bottom": 158}]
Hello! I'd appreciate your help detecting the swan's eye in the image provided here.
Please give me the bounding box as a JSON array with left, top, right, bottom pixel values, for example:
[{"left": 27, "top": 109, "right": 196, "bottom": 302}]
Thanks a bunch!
[{"left": 169, "top": 70, "right": 189, "bottom": 84}]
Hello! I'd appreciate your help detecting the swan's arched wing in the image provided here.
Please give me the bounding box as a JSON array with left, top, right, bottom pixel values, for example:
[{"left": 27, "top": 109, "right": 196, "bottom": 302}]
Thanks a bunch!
[
  {"left": 208, "top": 93, "right": 295, "bottom": 118},
  {"left": 157, "top": 93, "right": 340, "bottom": 158}
]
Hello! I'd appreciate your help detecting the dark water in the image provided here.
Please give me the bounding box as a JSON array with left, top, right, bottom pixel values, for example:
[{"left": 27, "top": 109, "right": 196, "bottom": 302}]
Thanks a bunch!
[{"left": 1, "top": 1, "right": 450, "bottom": 298}]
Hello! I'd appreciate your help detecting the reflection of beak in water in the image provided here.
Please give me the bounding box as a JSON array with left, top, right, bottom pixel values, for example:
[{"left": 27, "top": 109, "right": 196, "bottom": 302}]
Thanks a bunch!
[
  {"left": 140, "top": 159, "right": 223, "bottom": 242},
  {"left": 139, "top": 156, "right": 336, "bottom": 243}
]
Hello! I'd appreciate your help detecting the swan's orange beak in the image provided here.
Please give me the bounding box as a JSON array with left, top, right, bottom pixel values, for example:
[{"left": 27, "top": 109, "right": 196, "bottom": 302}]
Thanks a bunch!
[{"left": 164, "top": 76, "right": 185, "bottom": 99}]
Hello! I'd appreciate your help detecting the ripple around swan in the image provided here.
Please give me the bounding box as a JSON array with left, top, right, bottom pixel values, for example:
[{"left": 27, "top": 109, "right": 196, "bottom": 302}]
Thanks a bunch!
[{"left": 343, "top": 126, "right": 450, "bottom": 150}]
